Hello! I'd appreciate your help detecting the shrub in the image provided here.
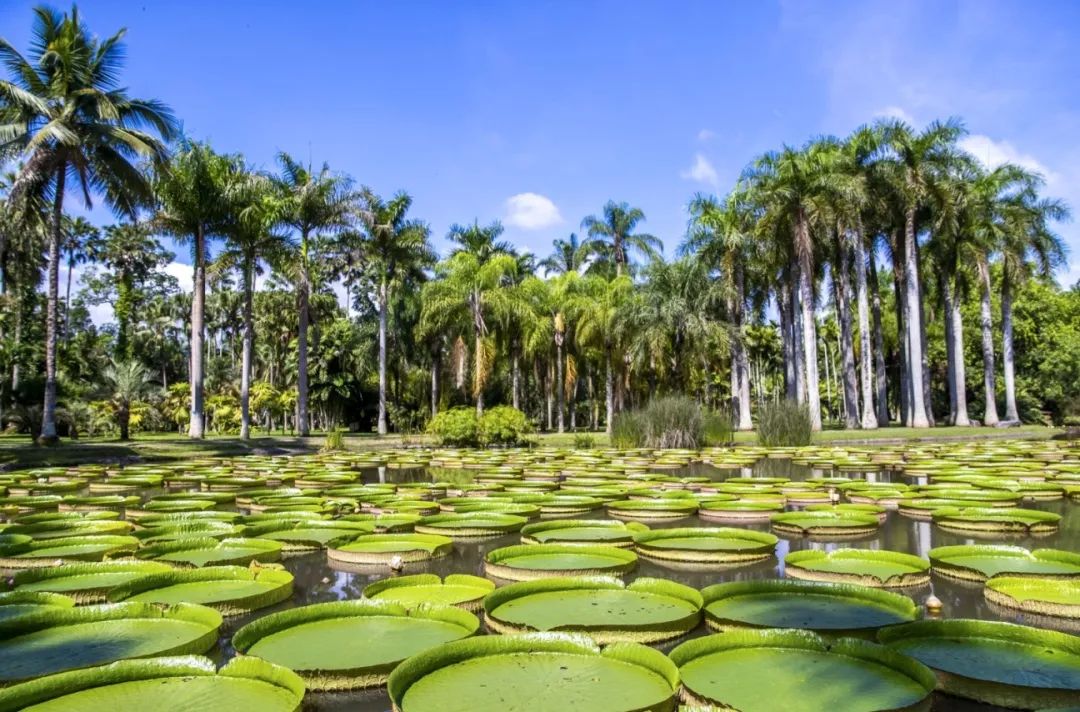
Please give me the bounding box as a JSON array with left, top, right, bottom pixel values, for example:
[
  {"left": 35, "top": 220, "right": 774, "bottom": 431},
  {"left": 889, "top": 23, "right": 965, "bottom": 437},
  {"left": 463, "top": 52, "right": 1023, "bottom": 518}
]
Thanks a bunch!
[
  {"left": 478, "top": 406, "right": 534, "bottom": 446},
  {"left": 611, "top": 409, "right": 646, "bottom": 448},
  {"left": 757, "top": 400, "right": 814, "bottom": 447},
  {"left": 321, "top": 428, "right": 346, "bottom": 452},
  {"left": 703, "top": 407, "right": 735, "bottom": 446},
  {"left": 611, "top": 395, "right": 711, "bottom": 449},
  {"left": 573, "top": 433, "right": 597, "bottom": 449},
  {"left": 427, "top": 407, "right": 480, "bottom": 446}
]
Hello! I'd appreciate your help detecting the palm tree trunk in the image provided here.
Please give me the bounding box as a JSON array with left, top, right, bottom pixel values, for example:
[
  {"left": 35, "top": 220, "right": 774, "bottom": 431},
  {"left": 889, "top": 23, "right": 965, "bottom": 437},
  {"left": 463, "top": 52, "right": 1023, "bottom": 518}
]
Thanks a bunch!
[
  {"left": 555, "top": 337, "right": 565, "bottom": 433},
  {"left": 779, "top": 281, "right": 796, "bottom": 400},
  {"left": 377, "top": 279, "right": 389, "bottom": 435},
  {"left": 188, "top": 224, "right": 206, "bottom": 439},
  {"left": 240, "top": 258, "right": 254, "bottom": 440},
  {"left": 64, "top": 256, "right": 74, "bottom": 343},
  {"left": 916, "top": 246, "right": 934, "bottom": 426},
  {"left": 733, "top": 262, "right": 752, "bottom": 430},
  {"left": 795, "top": 215, "right": 821, "bottom": 430},
  {"left": 605, "top": 346, "right": 614, "bottom": 435},
  {"left": 949, "top": 281, "right": 971, "bottom": 426},
  {"left": 40, "top": 166, "right": 65, "bottom": 444},
  {"left": 511, "top": 343, "right": 521, "bottom": 411},
  {"left": 430, "top": 347, "right": 440, "bottom": 418},
  {"left": 835, "top": 236, "right": 859, "bottom": 428},
  {"left": 1001, "top": 269, "right": 1019, "bottom": 422},
  {"left": 943, "top": 278, "right": 958, "bottom": 424},
  {"left": 903, "top": 209, "right": 930, "bottom": 427},
  {"left": 297, "top": 233, "right": 311, "bottom": 436},
  {"left": 854, "top": 230, "right": 878, "bottom": 428},
  {"left": 791, "top": 268, "right": 807, "bottom": 405},
  {"left": 978, "top": 257, "right": 999, "bottom": 425},
  {"left": 892, "top": 251, "right": 911, "bottom": 426},
  {"left": 119, "top": 407, "right": 130, "bottom": 441}
]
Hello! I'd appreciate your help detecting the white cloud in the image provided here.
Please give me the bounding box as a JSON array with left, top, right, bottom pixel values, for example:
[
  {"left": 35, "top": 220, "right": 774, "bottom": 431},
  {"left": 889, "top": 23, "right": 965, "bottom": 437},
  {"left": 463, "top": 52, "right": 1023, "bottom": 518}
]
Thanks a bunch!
[
  {"left": 680, "top": 153, "right": 719, "bottom": 189},
  {"left": 504, "top": 193, "right": 563, "bottom": 230},
  {"left": 164, "top": 261, "right": 194, "bottom": 291},
  {"left": 959, "top": 134, "right": 1061, "bottom": 185},
  {"left": 697, "top": 129, "right": 715, "bottom": 142},
  {"left": 873, "top": 106, "right": 916, "bottom": 124}
]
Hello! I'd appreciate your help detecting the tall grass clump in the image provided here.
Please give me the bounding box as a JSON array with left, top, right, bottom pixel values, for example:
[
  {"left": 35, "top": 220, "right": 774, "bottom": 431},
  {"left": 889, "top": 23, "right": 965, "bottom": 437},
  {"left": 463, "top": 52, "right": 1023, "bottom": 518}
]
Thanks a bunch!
[
  {"left": 757, "top": 400, "right": 814, "bottom": 446},
  {"left": 611, "top": 410, "right": 646, "bottom": 448},
  {"left": 612, "top": 396, "right": 727, "bottom": 448},
  {"left": 703, "top": 407, "right": 734, "bottom": 446},
  {"left": 321, "top": 428, "right": 346, "bottom": 452}
]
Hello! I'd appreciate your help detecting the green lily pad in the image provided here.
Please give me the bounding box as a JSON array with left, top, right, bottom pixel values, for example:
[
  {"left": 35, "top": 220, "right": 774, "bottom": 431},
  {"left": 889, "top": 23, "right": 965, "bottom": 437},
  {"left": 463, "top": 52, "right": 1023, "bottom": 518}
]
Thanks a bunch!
[
  {"left": 7, "top": 562, "right": 176, "bottom": 603},
  {"left": 0, "top": 655, "right": 305, "bottom": 712},
  {"left": 484, "top": 544, "right": 638, "bottom": 581},
  {"left": 931, "top": 507, "right": 1061, "bottom": 536},
  {"left": 671, "top": 629, "right": 935, "bottom": 712},
  {"left": 0, "top": 602, "right": 222, "bottom": 683},
  {"left": 0, "top": 592, "right": 75, "bottom": 625},
  {"left": 519, "top": 519, "right": 647, "bottom": 547},
  {"left": 770, "top": 511, "right": 879, "bottom": 539},
  {"left": 327, "top": 533, "right": 454, "bottom": 565},
  {"left": 605, "top": 499, "right": 698, "bottom": 520},
  {"left": 107, "top": 565, "right": 293, "bottom": 616},
  {"left": 701, "top": 579, "right": 918, "bottom": 635},
  {"left": 0, "top": 536, "right": 140, "bottom": 568},
  {"left": 984, "top": 576, "right": 1080, "bottom": 619},
  {"left": 484, "top": 576, "right": 702, "bottom": 643},
  {"left": 233, "top": 599, "right": 478, "bottom": 690},
  {"left": 245, "top": 520, "right": 374, "bottom": 551},
  {"left": 879, "top": 619, "right": 1080, "bottom": 708},
  {"left": 632, "top": 527, "right": 777, "bottom": 565},
  {"left": 414, "top": 512, "right": 527, "bottom": 539},
  {"left": 137, "top": 537, "right": 284, "bottom": 567},
  {"left": 928, "top": 545, "right": 1080, "bottom": 582},
  {"left": 363, "top": 574, "right": 495, "bottom": 611},
  {"left": 388, "top": 633, "right": 678, "bottom": 712},
  {"left": 784, "top": 549, "right": 930, "bottom": 587},
  {"left": 697, "top": 499, "right": 785, "bottom": 522}
]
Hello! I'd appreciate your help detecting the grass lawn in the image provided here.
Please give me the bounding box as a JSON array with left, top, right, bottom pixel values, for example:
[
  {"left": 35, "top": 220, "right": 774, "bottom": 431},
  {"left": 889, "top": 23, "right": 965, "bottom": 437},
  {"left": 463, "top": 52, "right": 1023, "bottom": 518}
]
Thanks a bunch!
[{"left": 0, "top": 423, "right": 1062, "bottom": 470}]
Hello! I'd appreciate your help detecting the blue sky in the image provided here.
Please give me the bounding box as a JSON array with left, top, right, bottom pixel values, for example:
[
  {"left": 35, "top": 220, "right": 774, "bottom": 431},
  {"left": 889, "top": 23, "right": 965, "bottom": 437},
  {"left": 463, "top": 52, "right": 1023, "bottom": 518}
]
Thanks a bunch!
[{"left": 3, "top": 0, "right": 1079, "bottom": 299}]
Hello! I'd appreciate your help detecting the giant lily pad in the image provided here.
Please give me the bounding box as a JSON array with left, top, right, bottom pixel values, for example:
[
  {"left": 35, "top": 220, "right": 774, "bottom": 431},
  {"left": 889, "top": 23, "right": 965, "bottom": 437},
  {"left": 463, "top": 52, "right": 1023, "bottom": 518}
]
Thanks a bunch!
[
  {"left": 984, "top": 576, "right": 1080, "bottom": 620},
  {"left": 605, "top": 499, "right": 698, "bottom": 521},
  {"left": 6, "top": 562, "right": 175, "bottom": 603},
  {"left": 137, "top": 537, "right": 284, "bottom": 567},
  {"left": 671, "top": 629, "right": 935, "bottom": 712},
  {"left": 107, "top": 565, "right": 293, "bottom": 616},
  {"left": 245, "top": 520, "right": 374, "bottom": 551},
  {"left": 770, "top": 511, "right": 879, "bottom": 539},
  {"left": 697, "top": 499, "right": 785, "bottom": 522},
  {"left": 484, "top": 576, "right": 702, "bottom": 643},
  {"left": 363, "top": 574, "right": 495, "bottom": 612},
  {"left": 928, "top": 545, "right": 1080, "bottom": 582},
  {"left": 701, "top": 579, "right": 918, "bottom": 635},
  {"left": 387, "top": 632, "right": 679, "bottom": 712},
  {"left": 0, "top": 592, "right": 74, "bottom": 624},
  {"left": 0, "top": 601, "right": 222, "bottom": 684},
  {"left": 931, "top": 507, "right": 1061, "bottom": 536},
  {"left": 632, "top": 527, "right": 777, "bottom": 565},
  {"left": 0, "top": 535, "right": 140, "bottom": 568},
  {"left": 879, "top": 619, "right": 1080, "bottom": 708},
  {"left": 784, "top": 549, "right": 930, "bottom": 588},
  {"left": 233, "top": 599, "right": 478, "bottom": 690},
  {"left": 519, "top": 519, "right": 647, "bottom": 547},
  {"left": 0, "top": 655, "right": 305, "bottom": 712},
  {"left": 484, "top": 544, "right": 638, "bottom": 581},
  {"left": 413, "top": 512, "right": 527, "bottom": 539},
  {"left": 327, "top": 533, "right": 454, "bottom": 565}
]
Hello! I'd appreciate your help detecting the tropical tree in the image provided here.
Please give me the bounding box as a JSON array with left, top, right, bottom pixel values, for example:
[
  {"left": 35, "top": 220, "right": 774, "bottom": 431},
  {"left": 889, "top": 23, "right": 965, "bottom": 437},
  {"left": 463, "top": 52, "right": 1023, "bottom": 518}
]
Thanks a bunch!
[
  {"left": 539, "top": 233, "right": 589, "bottom": 275},
  {"left": 567, "top": 274, "right": 633, "bottom": 433},
  {"left": 101, "top": 358, "right": 152, "bottom": 440},
  {"left": 352, "top": 189, "right": 433, "bottom": 434},
  {"left": 61, "top": 216, "right": 96, "bottom": 341},
  {"left": 1, "top": 5, "right": 177, "bottom": 442},
  {"left": 581, "top": 201, "right": 662, "bottom": 277},
  {"left": 274, "top": 153, "right": 355, "bottom": 436}
]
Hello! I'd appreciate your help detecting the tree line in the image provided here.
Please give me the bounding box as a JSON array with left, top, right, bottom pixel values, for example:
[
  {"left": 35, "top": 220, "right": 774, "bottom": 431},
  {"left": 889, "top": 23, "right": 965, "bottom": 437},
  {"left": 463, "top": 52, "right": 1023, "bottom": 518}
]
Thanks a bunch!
[{"left": 1, "top": 6, "right": 1077, "bottom": 443}]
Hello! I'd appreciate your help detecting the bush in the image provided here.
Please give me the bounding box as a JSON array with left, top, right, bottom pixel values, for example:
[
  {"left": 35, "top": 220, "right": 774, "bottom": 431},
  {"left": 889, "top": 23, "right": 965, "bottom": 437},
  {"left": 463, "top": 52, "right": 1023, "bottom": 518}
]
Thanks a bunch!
[
  {"left": 573, "top": 433, "right": 597, "bottom": 448},
  {"left": 703, "top": 407, "right": 735, "bottom": 446},
  {"left": 427, "top": 407, "right": 480, "bottom": 446},
  {"left": 757, "top": 400, "right": 814, "bottom": 447},
  {"left": 321, "top": 428, "right": 346, "bottom": 452},
  {"left": 427, "top": 406, "right": 533, "bottom": 447},
  {"left": 611, "top": 395, "right": 713, "bottom": 449},
  {"left": 479, "top": 406, "right": 534, "bottom": 446}
]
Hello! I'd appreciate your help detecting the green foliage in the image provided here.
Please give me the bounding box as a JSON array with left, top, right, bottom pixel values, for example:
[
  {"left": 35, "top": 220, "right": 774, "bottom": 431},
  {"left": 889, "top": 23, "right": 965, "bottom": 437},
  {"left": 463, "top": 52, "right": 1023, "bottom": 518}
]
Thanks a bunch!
[
  {"left": 572, "top": 433, "right": 597, "bottom": 448},
  {"left": 757, "top": 400, "right": 814, "bottom": 446},
  {"left": 611, "top": 396, "right": 713, "bottom": 449},
  {"left": 610, "top": 410, "right": 646, "bottom": 448},
  {"left": 321, "top": 428, "right": 346, "bottom": 452},
  {"left": 426, "top": 405, "right": 533, "bottom": 446},
  {"left": 427, "top": 407, "right": 480, "bottom": 446},
  {"left": 702, "top": 407, "right": 735, "bottom": 446}
]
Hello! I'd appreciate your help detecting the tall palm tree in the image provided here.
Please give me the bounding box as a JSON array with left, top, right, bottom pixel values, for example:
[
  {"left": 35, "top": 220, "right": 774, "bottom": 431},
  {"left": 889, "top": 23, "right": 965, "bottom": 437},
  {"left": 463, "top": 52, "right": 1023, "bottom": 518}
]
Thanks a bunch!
[
  {"left": 521, "top": 273, "right": 577, "bottom": 431},
  {"left": 581, "top": 201, "right": 662, "bottom": 277},
  {"left": 101, "top": 358, "right": 152, "bottom": 441},
  {"left": 567, "top": 275, "right": 634, "bottom": 434},
  {"left": 1, "top": 6, "right": 177, "bottom": 443},
  {"left": 539, "top": 233, "right": 589, "bottom": 276},
  {"left": 155, "top": 141, "right": 236, "bottom": 439},
  {"left": 274, "top": 153, "right": 355, "bottom": 436},
  {"left": 353, "top": 189, "right": 434, "bottom": 434},
  {"left": 881, "top": 118, "right": 966, "bottom": 428},
  {"left": 61, "top": 216, "right": 97, "bottom": 341},
  {"left": 217, "top": 170, "right": 288, "bottom": 439}
]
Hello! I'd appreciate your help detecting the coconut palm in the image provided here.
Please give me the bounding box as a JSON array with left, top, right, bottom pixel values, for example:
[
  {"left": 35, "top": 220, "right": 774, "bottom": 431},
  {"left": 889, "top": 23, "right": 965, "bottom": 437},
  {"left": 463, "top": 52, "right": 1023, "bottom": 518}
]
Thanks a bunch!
[
  {"left": 101, "top": 358, "right": 153, "bottom": 441},
  {"left": 216, "top": 170, "right": 288, "bottom": 439},
  {"left": 539, "top": 233, "right": 589, "bottom": 276},
  {"left": 567, "top": 274, "right": 633, "bottom": 434},
  {"left": 61, "top": 216, "right": 97, "bottom": 341},
  {"left": 581, "top": 201, "right": 662, "bottom": 277},
  {"left": 274, "top": 153, "right": 355, "bottom": 436},
  {"left": 1, "top": 6, "right": 177, "bottom": 442},
  {"left": 154, "top": 141, "right": 236, "bottom": 439},
  {"left": 353, "top": 189, "right": 434, "bottom": 434}
]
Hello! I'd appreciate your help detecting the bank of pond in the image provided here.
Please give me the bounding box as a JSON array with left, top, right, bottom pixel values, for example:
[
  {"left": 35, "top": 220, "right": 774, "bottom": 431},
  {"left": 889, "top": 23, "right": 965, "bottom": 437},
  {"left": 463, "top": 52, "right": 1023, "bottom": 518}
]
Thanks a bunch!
[{"left": 0, "top": 439, "right": 1078, "bottom": 710}]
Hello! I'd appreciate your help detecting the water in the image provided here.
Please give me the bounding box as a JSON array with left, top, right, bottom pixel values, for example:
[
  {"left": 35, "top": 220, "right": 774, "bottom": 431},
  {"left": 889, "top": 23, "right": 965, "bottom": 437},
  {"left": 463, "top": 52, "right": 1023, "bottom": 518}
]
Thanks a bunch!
[{"left": 238, "top": 457, "right": 1078, "bottom": 712}]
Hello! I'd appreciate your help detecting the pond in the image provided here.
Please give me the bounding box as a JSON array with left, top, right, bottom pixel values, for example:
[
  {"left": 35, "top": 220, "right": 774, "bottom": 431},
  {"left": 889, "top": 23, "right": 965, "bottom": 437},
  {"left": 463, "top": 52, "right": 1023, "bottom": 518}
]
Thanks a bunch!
[{"left": 1, "top": 441, "right": 1078, "bottom": 711}]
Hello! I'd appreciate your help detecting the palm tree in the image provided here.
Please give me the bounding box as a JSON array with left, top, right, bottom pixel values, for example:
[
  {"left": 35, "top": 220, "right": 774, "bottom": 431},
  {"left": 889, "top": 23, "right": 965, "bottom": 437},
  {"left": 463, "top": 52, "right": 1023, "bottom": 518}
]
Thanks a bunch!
[
  {"left": 101, "top": 358, "right": 152, "bottom": 441},
  {"left": 217, "top": 170, "right": 288, "bottom": 439},
  {"left": 567, "top": 275, "right": 634, "bottom": 434},
  {"left": 353, "top": 189, "right": 434, "bottom": 434},
  {"left": 154, "top": 141, "right": 236, "bottom": 439},
  {"left": 1, "top": 6, "right": 177, "bottom": 443},
  {"left": 422, "top": 222, "right": 520, "bottom": 415},
  {"left": 61, "top": 216, "right": 97, "bottom": 341},
  {"left": 521, "top": 273, "right": 577, "bottom": 431},
  {"left": 881, "top": 118, "right": 965, "bottom": 428},
  {"left": 581, "top": 201, "right": 662, "bottom": 277},
  {"left": 274, "top": 153, "right": 355, "bottom": 436},
  {"left": 539, "top": 233, "right": 589, "bottom": 275}
]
